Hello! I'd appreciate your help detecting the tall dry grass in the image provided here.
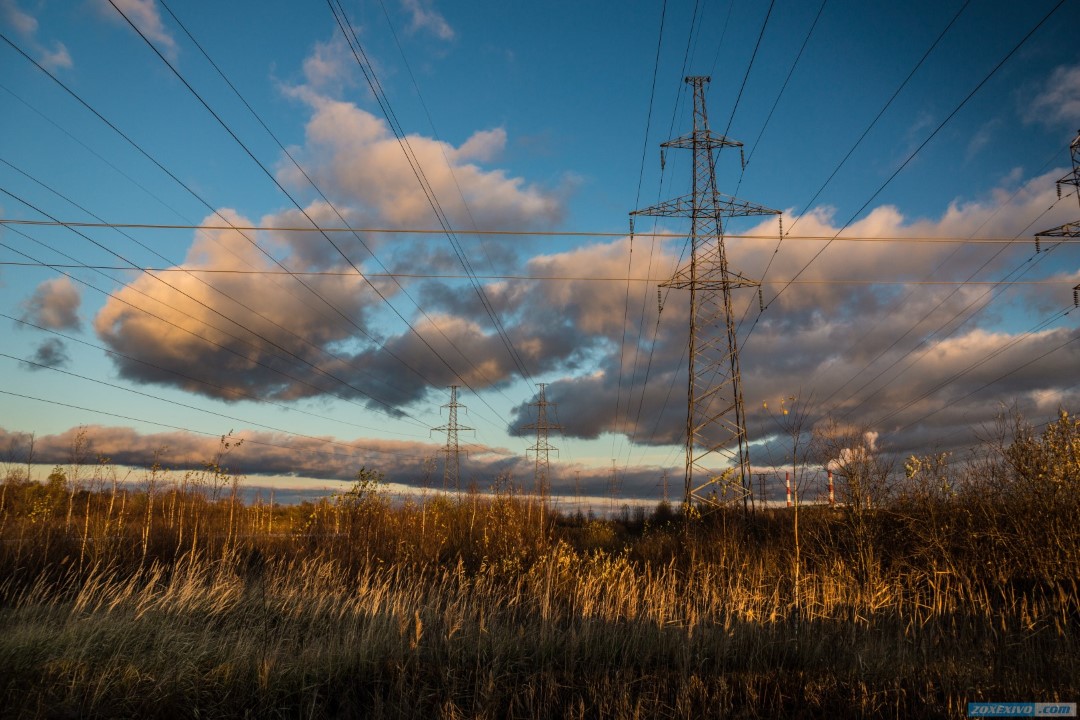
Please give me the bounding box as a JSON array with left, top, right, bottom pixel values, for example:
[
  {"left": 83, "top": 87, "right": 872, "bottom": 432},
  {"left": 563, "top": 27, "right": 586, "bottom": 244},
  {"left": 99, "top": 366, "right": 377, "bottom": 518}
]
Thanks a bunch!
[{"left": 1, "top": 414, "right": 1078, "bottom": 718}]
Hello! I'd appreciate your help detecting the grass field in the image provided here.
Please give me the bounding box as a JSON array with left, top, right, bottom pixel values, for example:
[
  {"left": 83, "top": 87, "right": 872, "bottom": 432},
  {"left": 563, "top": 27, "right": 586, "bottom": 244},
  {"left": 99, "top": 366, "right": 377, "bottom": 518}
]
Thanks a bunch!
[{"left": 1, "top": 412, "right": 1077, "bottom": 718}]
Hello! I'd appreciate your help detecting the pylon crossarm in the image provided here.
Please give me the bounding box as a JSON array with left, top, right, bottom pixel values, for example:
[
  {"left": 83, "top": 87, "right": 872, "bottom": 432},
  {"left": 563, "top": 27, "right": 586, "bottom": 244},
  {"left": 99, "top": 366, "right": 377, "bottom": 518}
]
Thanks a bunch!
[
  {"left": 661, "top": 130, "right": 743, "bottom": 151},
  {"left": 1035, "top": 222, "right": 1080, "bottom": 238},
  {"left": 631, "top": 193, "right": 781, "bottom": 219},
  {"left": 1057, "top": 173, "right": 1080, "bottom": 189},
  {"left": 662, "top": 267, "right": 759, "bottom": 290}
]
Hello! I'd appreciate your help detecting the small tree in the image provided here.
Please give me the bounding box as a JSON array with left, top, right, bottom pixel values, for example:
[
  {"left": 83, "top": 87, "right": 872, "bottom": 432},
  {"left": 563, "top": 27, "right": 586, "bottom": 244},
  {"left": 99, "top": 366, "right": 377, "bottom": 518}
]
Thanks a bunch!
[
  {"left": 1004, "top": 408, "right": 1080, "bottom": 494},
  {"left": 337, "top": 467, "right": 386, "bottom": 510}
]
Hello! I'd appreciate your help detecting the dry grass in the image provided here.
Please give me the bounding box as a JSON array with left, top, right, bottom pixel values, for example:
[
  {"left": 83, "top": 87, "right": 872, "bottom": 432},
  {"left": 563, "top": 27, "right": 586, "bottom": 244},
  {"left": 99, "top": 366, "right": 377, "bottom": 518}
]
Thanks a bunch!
[{"left": 1, "top": 417, "right": 1078, "bottom": 718}]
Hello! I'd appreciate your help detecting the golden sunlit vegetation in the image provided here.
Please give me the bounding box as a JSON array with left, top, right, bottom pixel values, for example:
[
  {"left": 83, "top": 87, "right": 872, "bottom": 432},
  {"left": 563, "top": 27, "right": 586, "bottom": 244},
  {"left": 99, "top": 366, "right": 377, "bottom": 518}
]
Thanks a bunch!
[{"left": 1, "top": 412, "right": 1078, "bottom": 718}]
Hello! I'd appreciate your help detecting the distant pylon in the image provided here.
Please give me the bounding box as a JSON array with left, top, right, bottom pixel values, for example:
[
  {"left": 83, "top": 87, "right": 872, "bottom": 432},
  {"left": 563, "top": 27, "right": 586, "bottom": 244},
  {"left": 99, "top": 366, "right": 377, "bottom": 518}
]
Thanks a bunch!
[
  {"left": 1035, "top": 129, "right": 1080, "bottom": 240},
  {"left": 631, "top": 76, "right": 780, "bottom": 516},
  {"left": 433, "top": 385, "right": 472, "bottom": 493},
  {"left": 523, "top": 383, "right": 562, "bottom": 496}
]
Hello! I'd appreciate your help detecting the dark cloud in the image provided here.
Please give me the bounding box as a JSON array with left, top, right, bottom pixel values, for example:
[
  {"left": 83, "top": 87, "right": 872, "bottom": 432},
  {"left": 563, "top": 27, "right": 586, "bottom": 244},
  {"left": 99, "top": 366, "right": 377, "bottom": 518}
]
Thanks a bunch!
[
  {"left": 0, "top": 424, "right": 671, "bottom": 503},
  {"left": 93, "top": 210, "right": 408, "bottom": 409},
  {"left": 24, "top": 338, "right": 69, "bottom": 370},
  {"left": 507, "top": 171, "right": 1080, "bottom": 465},
  {"left": 20, "top": 276, "right": 81, "bottom": 330}
]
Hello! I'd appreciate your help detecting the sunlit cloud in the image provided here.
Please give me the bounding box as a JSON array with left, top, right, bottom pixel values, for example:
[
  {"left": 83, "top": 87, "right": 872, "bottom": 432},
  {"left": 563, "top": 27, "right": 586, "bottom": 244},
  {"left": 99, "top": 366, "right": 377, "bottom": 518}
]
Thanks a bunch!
[
  {"left": 400, "top": 0, "right": 454, "bottom": 41},
  {"left": 96, "top": 0, "right": 178, "bottom": 60},
  {"left": 1, "top": 0, "right": 72, "bottom": 70}
]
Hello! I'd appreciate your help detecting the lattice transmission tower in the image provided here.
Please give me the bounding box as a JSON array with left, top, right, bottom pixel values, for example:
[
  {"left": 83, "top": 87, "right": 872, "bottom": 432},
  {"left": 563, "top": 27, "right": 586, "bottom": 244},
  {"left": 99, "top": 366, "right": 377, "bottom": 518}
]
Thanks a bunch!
[
  {"left": 631, "top": 76, "right": 781, "bottom": 515},
  {"left": 523, "top": 383, "right": 562, "bottom": 497},
  {"left": 433, "top": 385, "right": 472, "bottom": 492},
  {"left": 1035, "top": 129, "right": 1080, "bottom": 308},
  {"left": 1036, "top": 129, "right": 1080, "bottom": 241}
]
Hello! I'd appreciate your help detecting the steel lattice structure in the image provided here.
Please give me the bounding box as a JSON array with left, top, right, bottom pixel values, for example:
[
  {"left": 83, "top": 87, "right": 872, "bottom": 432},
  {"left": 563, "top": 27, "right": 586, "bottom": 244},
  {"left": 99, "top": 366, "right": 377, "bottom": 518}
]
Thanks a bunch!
[
  {"left": 433, "top": 385, "right": 472, "bottom": 492},
  {"left": 632, "top": 76, "right": 780, "bottom": 514},
  {"left": 1035, "top": 130, "right": 1080, "bottom": 308},
  {"left": 523, "top": 383, "right": 562, "bottom": 497},
  {"left": 1036, "top": 129, "right": 1080, "bottom": 240}
]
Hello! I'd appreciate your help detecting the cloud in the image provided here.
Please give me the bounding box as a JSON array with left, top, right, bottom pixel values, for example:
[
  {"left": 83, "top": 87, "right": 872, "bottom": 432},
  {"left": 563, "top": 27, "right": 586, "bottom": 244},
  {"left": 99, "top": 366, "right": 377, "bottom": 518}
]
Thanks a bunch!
[
  {"left": 1, "top": 0, "right": 73, "bottom": 70},
  {"left": 279, "top": 92, "right": 563, "bottom": 229},
  {"left": 82, "top": 34, "right": 1079, "bottom": 480},
  {"left": 90, "top": 38, "right": 570, "bottom": 413},
  {"left": 93, "top": 209, "right": 403, "bottom": 406},
  {"left": 455, "top": 128, "right": 506, "bottom": 163},
  {"left": 301, "top": 35, "right": 356, "bottom": 94},
  {"left": 20, "top": 276, "right": 81, "bottom": 330},
  {"left": 1028, "top": 64, "right": 1080, "bottom": 126},
  {"left": 400, "top": 0, "right": 454, "bottom": 41},
  {"left": 24, "top": 338, "right": 69, "bottom": 370},
  {"left": 96, "top": 0, "right": 177, "bottom": 60},
  {"left": 0, "top": 0, "right": 35, "bottom": 34},
  {"left": 0, "top": 424, "right": 668, "bottom": 501},
  {"left": 966, "top": 119, "right": 1000, "bottom": 162},
  {"left": 497, "top": 169, "right": 1080, "bottom": 461}
]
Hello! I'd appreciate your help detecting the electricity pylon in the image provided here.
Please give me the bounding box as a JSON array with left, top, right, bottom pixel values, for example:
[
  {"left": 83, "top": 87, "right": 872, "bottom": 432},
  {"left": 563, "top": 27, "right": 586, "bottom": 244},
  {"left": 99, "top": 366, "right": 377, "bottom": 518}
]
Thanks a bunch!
[
  {"left": 523, "top": 383, "right": 561, "bottom": 497},
  {"left": 433, "top": 385, "right": 472, "bottom": 492},
  {"left": 1034, "top": 130, "right": 1080, "bottom": 308},
  {"left": 631, "top": 76, "right": 780, "bottom": 515}
]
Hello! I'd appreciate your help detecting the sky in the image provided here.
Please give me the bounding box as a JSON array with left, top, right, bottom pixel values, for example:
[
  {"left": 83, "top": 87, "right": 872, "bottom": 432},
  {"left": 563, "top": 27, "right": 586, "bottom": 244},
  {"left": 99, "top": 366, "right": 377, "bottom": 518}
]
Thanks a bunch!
[{"left": 1, "top": 0, "right": 1078, "bottom": 505}]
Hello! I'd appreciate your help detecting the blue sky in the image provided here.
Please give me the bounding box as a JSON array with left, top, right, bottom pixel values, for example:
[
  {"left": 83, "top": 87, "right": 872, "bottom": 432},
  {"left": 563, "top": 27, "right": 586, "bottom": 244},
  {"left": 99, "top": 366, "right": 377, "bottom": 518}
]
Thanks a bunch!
[{"left": 1, "top": 0, "right": 1078, "bottom": 502}]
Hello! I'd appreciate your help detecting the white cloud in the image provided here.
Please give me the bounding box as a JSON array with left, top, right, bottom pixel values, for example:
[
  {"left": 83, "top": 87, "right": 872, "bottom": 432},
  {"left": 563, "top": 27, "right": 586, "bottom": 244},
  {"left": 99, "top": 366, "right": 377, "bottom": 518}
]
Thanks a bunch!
[
  {"left": 301, "top": 35, "right": 356, "bottom": 93},
  {"left": 1, "top": 0, "right": 36, "bottom": 35},
  {"left": 1028, "top": 64, "right": 1080, "bottom": 125},
  {"left": 1, "top": 0, "right": 73, "bottom": 70},
  {"left": 38, "top": 41, "right": 71, "bottom": 69},
  {"left": 455, "top": 128, "right": 507, "bottom": 163},
  {"left": 279, "top": 91, "right": 562, "bottom": 229},
  {"left": 400, "top": 0, "right": 454, "bottom": 41},
  {"left": 97, "top": 0, "right": 178, "bottom": 60}
]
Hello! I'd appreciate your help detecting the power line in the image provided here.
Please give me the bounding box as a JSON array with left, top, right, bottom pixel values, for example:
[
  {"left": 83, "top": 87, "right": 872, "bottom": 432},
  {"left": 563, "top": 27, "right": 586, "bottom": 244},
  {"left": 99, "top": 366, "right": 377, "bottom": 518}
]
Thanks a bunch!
[
  {"left": 0, "top": 161, "right": 428, "bottom": 414},
  {"left": 613, "top": 0, "right": 668, "bottom": 457},
  {"left": 157, "top": 0, "right": 531, "bottom": 426},
  {"left": 106, "top": 1, "right": 521, "bottom": 432},
  {"left": 7, "top": 218, "right": 1080, "bottom": 244},
  {"left": 874, "top": 302, "right": 1076, "bottom": 431},
  {"left": 372, "top": 0, "right": 508, "bottom": 281},
  {"left": 0, "top": 29, "right": 460, "bottom": 418},
  {"left": 739, "top": 0, "right": 828, "bottom": 172},
  {"left": 5, "top": 260, "right": 1078, "bottom": 286},
  {"left": 738, "top": 0, "right": 1066, "bottom": 365},
  {"left": 824, "top": 134, "right": 1078, "bottom": 423},
  {"left": 0, "top": 388, "right": 497, "bottom": 472},
  {"left": 0, "top": 213, "right": 421, "bottom": 423},
  {"left": 325, "top": 0, "right": 536, "bottom": 395},
  {"left": 895, "top": 323, "right": 1078, "bottom": 436},
  {"left": 822, "top": 188, "right": 1072, "bottom": 417},
  {"left": 0, "top": 229, "right": 430, "bottom": 428},
  {"left": 0, "top": 352, "right": 435, "bottom": 459}
]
